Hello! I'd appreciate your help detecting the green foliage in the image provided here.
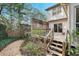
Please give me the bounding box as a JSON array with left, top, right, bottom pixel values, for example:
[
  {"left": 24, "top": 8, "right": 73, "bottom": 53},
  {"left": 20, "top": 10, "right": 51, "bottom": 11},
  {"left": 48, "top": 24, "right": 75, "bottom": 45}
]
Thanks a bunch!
[
  {"left": 22, "top": 41, "right": 45, "bottom": 56},
  {"left": 25, "top": 33, "right": 31, "bottom": 39},
  {"left": 66, "top": 30, "right": 79, "bottom": 56},
  {"left": 20, "top": 33, "right": 31, "bottom": 41},
  {"left": 70, "top": 47, "right": 76, "bottom": 56},
  {"left": 0, "top": 31, "right": 8, "bottom": 39},
  {"left": 76, "top": 45, "right": 79, "bottom": 55},
  {"left": 31, "top": 29, "right": 46, "bottom": 36},
  {"left": 0, "top": 24, "right": 6, "bottom": 30},
  {"left": 68, "top": 45, "right": 79, "bottom": 56},
  {"left": 0, "top": 37, "right": 16, "bottom": 49},
  {"left": 0, "top": 3, "right": 46, "bottom": 33},
  {"left": 0, "top": 24, "right": 8, "bottom": 39},
  {"left": 76, "top": 31, "right": 79, "bottom": 36}
]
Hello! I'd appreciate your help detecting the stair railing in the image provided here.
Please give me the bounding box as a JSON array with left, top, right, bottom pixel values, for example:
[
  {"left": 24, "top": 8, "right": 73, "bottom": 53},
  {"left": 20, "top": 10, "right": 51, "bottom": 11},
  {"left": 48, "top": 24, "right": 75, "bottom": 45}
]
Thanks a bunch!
[{"left": 44, "top": 29, "right": 54, "bottom": 51}]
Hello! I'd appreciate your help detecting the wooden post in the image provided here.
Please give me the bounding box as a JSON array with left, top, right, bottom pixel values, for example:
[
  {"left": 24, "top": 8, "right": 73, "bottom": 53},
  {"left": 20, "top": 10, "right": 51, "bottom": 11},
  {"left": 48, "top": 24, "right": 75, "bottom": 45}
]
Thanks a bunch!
[{"left": 62, "top": 42, "right": 66, "bottom": 56}]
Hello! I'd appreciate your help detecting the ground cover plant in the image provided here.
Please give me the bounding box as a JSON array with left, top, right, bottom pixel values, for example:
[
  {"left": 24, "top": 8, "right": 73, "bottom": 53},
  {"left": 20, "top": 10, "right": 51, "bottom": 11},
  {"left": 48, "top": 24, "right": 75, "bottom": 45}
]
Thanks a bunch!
[{"left": 20, "top": 36, "right": 46, "bottom": 56}]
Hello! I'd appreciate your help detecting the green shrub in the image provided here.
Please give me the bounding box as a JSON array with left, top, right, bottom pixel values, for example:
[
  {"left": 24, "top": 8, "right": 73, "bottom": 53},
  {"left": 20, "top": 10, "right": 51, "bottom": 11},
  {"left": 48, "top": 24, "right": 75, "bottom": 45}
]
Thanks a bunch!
[
  {"left": 0, "top": 24, "right": 6, "bottom": 30},
  {"left": 0, "top": 37, "right": 16, "bottom": 48},
  {"left": 22, "top": 41, "right": 45, "bottom": 56},
  {"left": 0, "top": 24, "right": 8, "bottom": 39},
  {"left": 66, "top": 30, "right": 79, "bottom": 56}
]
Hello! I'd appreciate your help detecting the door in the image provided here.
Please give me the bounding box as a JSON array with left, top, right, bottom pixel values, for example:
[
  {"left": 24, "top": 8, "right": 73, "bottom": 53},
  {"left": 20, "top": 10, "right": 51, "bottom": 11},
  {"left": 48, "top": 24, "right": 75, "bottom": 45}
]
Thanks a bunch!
[
  {"left": 53, "top": 23, "right": 65, "bottom": 41},
  {"left": 76, "top": 8, "right": 79, "bottom": 32}
]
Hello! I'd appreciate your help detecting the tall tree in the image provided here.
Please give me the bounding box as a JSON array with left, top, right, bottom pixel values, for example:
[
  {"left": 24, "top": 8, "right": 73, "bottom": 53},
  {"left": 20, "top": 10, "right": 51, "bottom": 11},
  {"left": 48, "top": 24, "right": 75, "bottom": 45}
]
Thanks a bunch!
[{"left": 0, "top": 3, "right": 47, "bottom": 37}]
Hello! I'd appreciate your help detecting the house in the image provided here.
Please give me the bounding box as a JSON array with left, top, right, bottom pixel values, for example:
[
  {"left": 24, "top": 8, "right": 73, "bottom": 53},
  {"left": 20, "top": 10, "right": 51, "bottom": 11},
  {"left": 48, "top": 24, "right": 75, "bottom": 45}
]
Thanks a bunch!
[
  {"left": 31, "top": 18, "right": 49, "bottom": 36},
  {"left": 31, "top": 18, "right": 49, "bottom": 30},
  {"left": 68, "top": 4, "right": 79, "bottom": 33},
  {"left": 46, "top": 3, "right": 68, "bottom": 42},
  {"left": 68, "top": 3, "right": 79, "bottom": 46}
]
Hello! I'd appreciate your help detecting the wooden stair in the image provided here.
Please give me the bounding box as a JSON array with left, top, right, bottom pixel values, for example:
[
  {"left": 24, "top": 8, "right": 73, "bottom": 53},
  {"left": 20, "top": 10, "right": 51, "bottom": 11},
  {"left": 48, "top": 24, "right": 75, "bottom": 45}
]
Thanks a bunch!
[{"left": 47, "top": 39, "right": 66, "bottom": 56}]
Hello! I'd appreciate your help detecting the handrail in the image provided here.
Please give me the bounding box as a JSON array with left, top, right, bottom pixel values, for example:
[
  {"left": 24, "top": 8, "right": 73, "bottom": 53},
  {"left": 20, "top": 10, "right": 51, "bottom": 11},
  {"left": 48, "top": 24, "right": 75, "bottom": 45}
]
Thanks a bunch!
[
  {"left": 31, "top": 28, "right": 54, "bottom": 51},
  {"left": 44, "top": 29, "right": 53, "bottom": 39},
  {"left": 44, "top": 29, "right": 54, "bottom": 51}
]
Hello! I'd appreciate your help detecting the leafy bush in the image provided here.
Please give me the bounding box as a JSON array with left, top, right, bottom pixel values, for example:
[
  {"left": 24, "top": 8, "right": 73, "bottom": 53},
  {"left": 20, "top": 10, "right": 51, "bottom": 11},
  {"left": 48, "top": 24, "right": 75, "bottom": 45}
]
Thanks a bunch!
[
  {"left": 0, "top": 37, "right": 16, "bottom": 49},
  {"left": 21, "top": 41, "right": 45, "bottom": 56},
  {"left": 0, "top": 24, "right": 6, "bottom": 30},
  {"left": 66, "top": 30, "right": 79, "bottom": 56},
  {"left": 0, "top": 24, "right": 8, "bottom": 39},
  {"left": 69, "top": 46, "right": 76, "bottom": 56}
]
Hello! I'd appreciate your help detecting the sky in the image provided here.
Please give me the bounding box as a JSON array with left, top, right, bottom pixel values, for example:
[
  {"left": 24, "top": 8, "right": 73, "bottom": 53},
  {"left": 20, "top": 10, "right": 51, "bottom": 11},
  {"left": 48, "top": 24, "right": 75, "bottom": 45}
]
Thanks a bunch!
[
  {"left": 32, "top": 3, "right": 57, "bottom": 14},
  {"left": 2, "top": 3, "right": 57, "bottom": 20}
]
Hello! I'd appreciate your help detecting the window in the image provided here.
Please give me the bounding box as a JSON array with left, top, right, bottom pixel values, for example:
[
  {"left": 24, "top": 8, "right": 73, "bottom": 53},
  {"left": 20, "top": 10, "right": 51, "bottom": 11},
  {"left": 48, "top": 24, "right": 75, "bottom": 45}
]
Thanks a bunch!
[
  {"left": 76, "top": 23, "right": 79, "bottom": 31},
  {"left": 54, "top": 23, "right": 62, "bottom": 32},
  {"left": 76, "top": 8, "right": 79, "bottom": 32},
  {"left": 52, "top": 9, "right": 56, "bottom": 15},
  {"left": 54, "top": 24, "right": 57, "bottom": 32},
  {"left": 58, "top": 23, "right": 62, "bottom": 32},
  {"left": 52, "top": 6, "right": 61, "bottom": 16},
  {"left": 58, "top": 6, "right": 61, "bottom": 14}
]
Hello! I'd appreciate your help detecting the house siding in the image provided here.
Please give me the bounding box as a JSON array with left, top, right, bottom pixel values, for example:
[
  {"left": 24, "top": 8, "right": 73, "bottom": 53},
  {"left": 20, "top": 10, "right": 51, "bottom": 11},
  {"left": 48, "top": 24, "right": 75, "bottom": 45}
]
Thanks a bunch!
[
  {"left": 68, "top": 4, "right": 79, "bottom": 46},
  {"left": 69, "top": 4, "right": 79, "bottom": 33},
  {"left": 48, "top": 19, "right": 67, "bottom": 41},
  {"left": 31, "top": 18, "right": 49, "bottom": 30},
  {"left": 47, "top": 6, "right": 67, "bottom": 21},
  {"left": 46, "top": 4, "right": 68, "bottom": 42}
]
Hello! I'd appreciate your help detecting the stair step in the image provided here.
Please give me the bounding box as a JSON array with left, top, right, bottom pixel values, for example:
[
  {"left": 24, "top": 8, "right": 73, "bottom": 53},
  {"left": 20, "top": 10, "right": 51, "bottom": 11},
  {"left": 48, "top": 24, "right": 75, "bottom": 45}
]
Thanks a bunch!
[
  {"left": 52, "top": 40, "right": 63, "bottom": 44},
  {"left": 46, "top": 53, "right": 52, "bottom": 56},
  {"left": 49, "top": 46, "right": 62, "bottom": 53},
  {"left": 52, "top": 54, "right": 59, "bottom": 56},
  {"left": 51, "top": 42, "right": 63, "bottom": 47},
  {"left": 48, "top": 47, "right": 62, "bottom": 56},
  {"left": 47, "top": 39, "right": 65, "bottom": 56},
  {"left": 49, "top": 45, "right": 62, "bottom": 52}
]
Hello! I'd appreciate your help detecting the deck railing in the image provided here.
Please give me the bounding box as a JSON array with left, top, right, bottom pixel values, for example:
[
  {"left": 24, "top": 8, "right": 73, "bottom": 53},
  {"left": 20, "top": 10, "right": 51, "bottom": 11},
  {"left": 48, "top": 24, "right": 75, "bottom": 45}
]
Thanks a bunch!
[
  {"left": 45, "top": 29, "right": 54, "bottom": 49},
  {"left": 31, "top": 28, "right": 54, "bottom": 54}
]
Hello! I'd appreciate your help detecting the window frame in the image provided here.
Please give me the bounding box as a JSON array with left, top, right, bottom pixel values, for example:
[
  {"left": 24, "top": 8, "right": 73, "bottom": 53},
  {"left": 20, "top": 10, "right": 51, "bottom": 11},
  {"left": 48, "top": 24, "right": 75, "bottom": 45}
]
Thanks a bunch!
[
  {"left": 54, "top": 23, "right": 62, "bottom": 33},
  {"left": 52, "top": 6, "right": 61, "bottom": 16}
]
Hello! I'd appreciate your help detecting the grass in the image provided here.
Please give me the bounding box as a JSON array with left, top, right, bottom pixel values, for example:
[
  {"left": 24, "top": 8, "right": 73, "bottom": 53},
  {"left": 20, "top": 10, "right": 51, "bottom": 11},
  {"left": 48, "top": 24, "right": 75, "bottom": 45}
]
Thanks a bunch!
[
  {"left": 0, "top": 37, "right": 17, "bottom": 49},
  {"left": 31, "top": 29, "right": 47, "bottom": 36}
]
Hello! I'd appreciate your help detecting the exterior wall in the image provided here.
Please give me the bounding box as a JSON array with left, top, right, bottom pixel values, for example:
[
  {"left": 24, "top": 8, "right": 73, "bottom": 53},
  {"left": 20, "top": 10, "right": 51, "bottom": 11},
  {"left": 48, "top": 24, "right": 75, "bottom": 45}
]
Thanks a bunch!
[
  {"left": 48, "top": 19, "right": 67, "bottom": 41},
  {"left": 46, "top": 4, "right": 68, "bottom": 42},
  {"left": 31, "top": 19, "right": 49, "bottom": 30},
  {"left": 69, "top": 4, "right": 79, "bottom": 33},
  {"left": 68, "top": 3, "right": 79, "bottom": 46},
  {"left": 47, "top": 6, "right": 67, "bottom": 21},
  {"left": 32, "top": 20, "right": 41, "bottom": 29}
]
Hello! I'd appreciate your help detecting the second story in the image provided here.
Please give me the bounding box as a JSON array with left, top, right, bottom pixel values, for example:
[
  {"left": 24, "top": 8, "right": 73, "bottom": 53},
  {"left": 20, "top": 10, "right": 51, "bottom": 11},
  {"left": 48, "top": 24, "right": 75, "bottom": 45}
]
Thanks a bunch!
[{"left": 46, "top": 3, "right": 68, "bottom": 21}]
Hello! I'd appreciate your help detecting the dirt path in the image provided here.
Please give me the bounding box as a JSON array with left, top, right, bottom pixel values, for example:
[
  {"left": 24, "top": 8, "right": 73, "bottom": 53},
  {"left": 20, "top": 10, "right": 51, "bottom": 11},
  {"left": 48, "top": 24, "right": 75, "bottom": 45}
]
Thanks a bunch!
[{"left": 0, "top": 40, "right": 24, "bottom": 56}]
